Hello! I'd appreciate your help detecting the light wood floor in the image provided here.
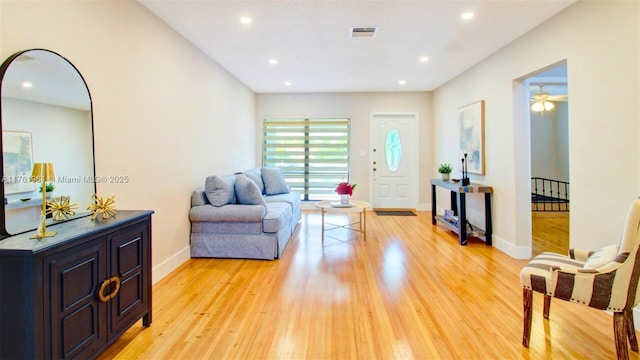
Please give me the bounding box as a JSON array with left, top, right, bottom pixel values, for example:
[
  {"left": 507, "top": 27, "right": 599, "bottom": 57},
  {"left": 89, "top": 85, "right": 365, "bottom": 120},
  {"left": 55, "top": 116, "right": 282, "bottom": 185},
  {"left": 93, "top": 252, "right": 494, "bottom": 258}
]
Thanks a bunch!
[
  {"left": 532, "top": 211, "right": 570, "bottom": 257},
  {"left": 99, "top": 210, "right": 639, "bottom": 359}
]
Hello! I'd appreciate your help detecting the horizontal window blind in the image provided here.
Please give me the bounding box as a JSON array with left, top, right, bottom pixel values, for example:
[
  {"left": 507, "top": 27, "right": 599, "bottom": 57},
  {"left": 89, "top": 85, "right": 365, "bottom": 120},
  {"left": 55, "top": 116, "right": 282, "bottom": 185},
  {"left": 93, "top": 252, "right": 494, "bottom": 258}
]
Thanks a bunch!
[{"left": 263, "top": 118, "right": 350, "bottom": 201}]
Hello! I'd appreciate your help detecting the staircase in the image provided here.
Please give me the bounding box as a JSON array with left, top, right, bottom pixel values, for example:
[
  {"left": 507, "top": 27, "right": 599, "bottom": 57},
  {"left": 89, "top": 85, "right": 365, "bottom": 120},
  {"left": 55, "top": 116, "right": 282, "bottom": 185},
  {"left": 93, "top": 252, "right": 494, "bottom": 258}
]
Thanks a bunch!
[{"left": 531, "top": 177, "right": 569, "bottom": 212}]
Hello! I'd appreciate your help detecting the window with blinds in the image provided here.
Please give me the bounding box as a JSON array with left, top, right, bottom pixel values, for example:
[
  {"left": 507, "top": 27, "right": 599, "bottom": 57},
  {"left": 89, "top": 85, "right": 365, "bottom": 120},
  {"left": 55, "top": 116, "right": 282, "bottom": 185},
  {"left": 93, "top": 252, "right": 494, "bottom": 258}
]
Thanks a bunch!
[{"left": 263, "top": 117, "right": 350, "bottom": 201}]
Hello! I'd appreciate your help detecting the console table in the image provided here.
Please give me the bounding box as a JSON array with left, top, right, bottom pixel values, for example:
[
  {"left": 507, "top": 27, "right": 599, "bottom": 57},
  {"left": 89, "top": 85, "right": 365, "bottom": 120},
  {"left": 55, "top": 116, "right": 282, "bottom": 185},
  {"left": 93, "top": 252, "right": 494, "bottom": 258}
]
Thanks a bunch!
[{"left": 430, "top": 179, "right": 493, "bottom": 246}]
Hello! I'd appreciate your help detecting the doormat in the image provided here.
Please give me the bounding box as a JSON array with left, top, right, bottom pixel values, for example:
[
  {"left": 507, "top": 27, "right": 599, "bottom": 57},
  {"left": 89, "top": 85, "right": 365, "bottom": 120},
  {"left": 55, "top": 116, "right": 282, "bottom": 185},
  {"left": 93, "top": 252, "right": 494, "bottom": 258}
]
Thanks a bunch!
[{"left": 374, "top": 210, "right": 416, "bottom": 216}]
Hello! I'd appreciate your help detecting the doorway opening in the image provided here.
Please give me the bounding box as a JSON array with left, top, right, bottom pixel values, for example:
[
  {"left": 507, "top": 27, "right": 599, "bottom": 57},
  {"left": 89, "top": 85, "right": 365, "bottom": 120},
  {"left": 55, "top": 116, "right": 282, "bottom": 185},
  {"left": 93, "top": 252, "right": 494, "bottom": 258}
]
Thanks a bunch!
[{"left": 526, "top": 62, "right": 570, "bottom": 256}]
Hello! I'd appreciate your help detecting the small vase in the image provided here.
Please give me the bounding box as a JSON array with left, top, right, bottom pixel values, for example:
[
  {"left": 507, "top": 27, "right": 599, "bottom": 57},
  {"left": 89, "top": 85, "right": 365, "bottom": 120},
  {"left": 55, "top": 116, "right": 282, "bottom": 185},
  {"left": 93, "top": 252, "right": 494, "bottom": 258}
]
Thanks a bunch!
[
  {"left": 340, "top": 194, "right": 350, "bottom": 205},
  {"left": 441, "top": 173, "right": 450, "bottom": 181}
]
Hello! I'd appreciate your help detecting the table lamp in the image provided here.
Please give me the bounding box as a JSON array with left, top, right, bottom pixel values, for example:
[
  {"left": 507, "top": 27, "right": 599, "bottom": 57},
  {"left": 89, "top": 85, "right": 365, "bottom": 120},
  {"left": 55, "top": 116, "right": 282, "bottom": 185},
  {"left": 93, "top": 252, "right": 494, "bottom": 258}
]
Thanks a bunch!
[{"left": 30, "top": 162, "right": 57, "bottom": 239}]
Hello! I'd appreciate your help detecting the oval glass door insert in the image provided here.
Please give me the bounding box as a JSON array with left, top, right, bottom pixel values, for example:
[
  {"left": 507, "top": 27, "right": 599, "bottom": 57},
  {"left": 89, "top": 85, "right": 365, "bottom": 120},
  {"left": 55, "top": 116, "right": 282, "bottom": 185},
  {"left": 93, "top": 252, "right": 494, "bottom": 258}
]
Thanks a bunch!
[{"left": 385, "top": 128, "right": 402, "bottom": 172}]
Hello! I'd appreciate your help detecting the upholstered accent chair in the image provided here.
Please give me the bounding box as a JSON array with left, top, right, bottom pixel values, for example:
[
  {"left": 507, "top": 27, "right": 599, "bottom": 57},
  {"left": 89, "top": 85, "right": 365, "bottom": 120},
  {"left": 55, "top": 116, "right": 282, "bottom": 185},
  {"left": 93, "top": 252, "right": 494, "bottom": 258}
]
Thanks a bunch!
[{"left": 520, "top": 198, "right": 640, "bottom": 360}]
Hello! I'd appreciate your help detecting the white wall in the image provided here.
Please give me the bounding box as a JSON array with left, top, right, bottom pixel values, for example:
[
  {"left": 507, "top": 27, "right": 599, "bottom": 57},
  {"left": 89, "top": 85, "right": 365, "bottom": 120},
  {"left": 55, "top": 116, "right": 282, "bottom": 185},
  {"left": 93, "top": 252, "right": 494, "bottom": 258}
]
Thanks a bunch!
[
  {"left": 531, "top": 108, "right": 559, "bottom": 179},
  {"left": 256, "top": 92, "right": 433, "bottom": 208},
  {"left": 3, "top": 98, "right": 94, "bottom": 204},
  {"left": 3, "top": 98, "right": 94, "bottom": 233},
  {"left": 530, "top": 102, "right": 569, "bottom": 182},
  {"left": 432, "top": 1, "right": 639, "bottom": 257},
  {"left": 556, "top": 102, "right": 569, "bottom": 182},
  {"left": 2, "top": 0, "right": 635, "bottom": 274},
  {"left": 1, "top": 0, "right": 257, "bottom": 282}
]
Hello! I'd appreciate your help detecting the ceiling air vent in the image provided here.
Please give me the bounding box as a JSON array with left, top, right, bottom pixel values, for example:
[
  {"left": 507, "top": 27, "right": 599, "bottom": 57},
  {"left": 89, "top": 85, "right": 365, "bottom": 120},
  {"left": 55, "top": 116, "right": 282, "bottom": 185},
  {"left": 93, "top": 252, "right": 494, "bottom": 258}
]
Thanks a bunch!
[{"left": 349, "top": 26, "right": 378, "bottom": 38}]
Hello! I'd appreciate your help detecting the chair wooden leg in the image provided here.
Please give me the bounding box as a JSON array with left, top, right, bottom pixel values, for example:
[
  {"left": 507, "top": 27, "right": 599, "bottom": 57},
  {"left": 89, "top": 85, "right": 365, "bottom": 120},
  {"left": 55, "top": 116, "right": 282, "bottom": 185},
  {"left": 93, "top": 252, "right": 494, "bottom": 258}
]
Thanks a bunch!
[
  {"left": 625, "top": 309, "right": 638, "bottom": 352},
  {"left": 543, "top": 294, "right": 551, "bottom": 319},
  {"left": 523, "top": 288, "right": 533, "bottom": 347},
  {"left": 614, "top": 312, "right": 630, "bottom": 360}
]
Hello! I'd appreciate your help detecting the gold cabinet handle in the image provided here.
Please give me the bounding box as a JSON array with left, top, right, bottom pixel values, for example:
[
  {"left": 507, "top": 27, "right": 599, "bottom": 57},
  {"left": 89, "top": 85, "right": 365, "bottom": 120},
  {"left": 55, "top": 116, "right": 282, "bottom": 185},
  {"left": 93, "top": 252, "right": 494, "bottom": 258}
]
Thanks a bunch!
[
  {"left": 98, "top": 279, "right": 110, "bottom": 302},
  {"left": 109, "top": 276, "right": 121, "bottom": 299},
  {"left": 98, "top": 276, "right": 121, "bottom": 303}
]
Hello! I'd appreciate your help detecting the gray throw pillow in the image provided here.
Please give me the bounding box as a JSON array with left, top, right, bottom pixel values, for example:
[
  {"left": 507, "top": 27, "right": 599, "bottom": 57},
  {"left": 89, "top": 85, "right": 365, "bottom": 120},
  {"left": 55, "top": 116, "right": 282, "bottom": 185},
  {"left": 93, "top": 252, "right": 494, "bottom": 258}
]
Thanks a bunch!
[
  {"left": 204, "top": 175, "right": 236, "bottom": 206},
  {"left": 243, "top": 168, "right": 265, "bottom": 194},
  {"left": 235, "top": 175, "right": 267, "bottom": 206},
  {"left": 262, "top": 167, "right": 290, "bottom": 195}
]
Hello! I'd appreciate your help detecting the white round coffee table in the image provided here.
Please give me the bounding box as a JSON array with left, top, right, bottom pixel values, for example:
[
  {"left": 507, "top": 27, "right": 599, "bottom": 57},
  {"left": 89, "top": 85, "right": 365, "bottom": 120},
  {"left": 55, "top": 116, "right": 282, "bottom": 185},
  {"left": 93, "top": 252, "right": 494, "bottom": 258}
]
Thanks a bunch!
[{"left": 316, "top": 200, "right": 369, "bottom": 242}]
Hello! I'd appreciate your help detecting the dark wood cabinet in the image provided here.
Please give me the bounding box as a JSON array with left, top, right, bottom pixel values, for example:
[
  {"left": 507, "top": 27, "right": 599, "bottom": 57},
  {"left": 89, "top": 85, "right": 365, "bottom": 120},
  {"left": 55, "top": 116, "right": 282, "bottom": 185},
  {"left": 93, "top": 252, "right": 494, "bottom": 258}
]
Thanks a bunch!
[
  {"left": 46, "top": 237, "right": 108, "bottom": 359},
  {"left": 0, "top": 210, "right": 153, "bottom": 359}
]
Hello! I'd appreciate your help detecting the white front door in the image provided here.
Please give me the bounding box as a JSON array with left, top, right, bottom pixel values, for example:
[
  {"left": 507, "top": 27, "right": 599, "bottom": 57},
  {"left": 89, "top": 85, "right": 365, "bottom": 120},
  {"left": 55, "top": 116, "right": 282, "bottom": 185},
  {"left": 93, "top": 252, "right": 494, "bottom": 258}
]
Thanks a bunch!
[{"left": 370, "top": 113, "right": 418, "bottom": 209}]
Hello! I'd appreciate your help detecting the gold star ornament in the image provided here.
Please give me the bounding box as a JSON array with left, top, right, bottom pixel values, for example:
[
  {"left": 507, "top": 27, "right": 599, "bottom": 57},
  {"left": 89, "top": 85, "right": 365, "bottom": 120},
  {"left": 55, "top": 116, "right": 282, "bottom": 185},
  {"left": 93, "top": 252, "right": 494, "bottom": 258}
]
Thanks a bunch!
[
  {"left": 87, "top": 194, "right": 117, "bottom": 221},
  {"left": 47, "top": 196, "right": 79, "bottom": 221}
]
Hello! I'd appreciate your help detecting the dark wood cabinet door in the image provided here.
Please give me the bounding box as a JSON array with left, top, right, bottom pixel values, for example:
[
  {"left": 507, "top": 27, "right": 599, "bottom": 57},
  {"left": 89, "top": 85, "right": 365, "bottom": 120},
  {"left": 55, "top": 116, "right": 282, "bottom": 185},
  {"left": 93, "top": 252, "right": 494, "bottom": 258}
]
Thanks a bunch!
[
  {"left": 1, "top": 211, "right": 153, "bottom": 359},
  {"left": 108, "top": 222, "right": 150, "bottom": 338},
  {"left": 46, "top": 238, "right": 107, "bottom": 359}
]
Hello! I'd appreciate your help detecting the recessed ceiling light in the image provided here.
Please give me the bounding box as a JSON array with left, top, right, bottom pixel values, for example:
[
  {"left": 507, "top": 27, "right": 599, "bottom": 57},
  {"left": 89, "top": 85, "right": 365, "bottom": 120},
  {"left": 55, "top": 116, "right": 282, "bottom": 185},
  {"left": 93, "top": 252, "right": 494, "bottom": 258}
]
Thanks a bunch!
[
  {"left": 461, "top": 12, "right": 474, "bottom": 20},
  {"left": 269, "top": 59, "right": 278, "bottom": 65},
  {"left": 240, "top": 17, "right": 252, "bottom": 24},
  {"left": 419, "top": 57, "right": 429, "bottom": 63},
  {"left": 398, "top": 80, "right": 406, "bottom": 85},
  {"left": 284, "top": 81, "right": 292, "bottom": 86},
  {"left": 21, "top": 82, "right": 32, "bottom": 88}
]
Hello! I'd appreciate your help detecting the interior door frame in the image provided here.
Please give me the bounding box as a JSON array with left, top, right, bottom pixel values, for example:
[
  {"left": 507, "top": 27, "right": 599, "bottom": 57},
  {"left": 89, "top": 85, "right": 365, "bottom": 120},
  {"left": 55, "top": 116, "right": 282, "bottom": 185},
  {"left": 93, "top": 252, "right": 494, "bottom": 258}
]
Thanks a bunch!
[
  {"left": 369, "top": 112, "right": 419, "bottom": 209},
  {"left": 523, "top": 62, "right": 570, "bottom": 257}
]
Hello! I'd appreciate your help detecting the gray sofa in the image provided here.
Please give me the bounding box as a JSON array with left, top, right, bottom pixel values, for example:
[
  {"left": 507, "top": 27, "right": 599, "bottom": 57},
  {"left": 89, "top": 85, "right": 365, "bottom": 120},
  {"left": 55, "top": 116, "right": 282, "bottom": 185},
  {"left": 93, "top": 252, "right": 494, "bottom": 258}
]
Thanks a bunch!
[{"left": 189, "top": 168, "right": 301, "bottom": 260}]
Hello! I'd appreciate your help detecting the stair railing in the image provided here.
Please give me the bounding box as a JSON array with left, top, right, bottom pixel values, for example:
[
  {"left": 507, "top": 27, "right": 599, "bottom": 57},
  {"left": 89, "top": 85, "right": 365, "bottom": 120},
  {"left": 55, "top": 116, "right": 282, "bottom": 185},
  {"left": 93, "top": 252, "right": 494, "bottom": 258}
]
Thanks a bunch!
[{"left": 531, "top": 177, "right": 570, "bottom": 212}]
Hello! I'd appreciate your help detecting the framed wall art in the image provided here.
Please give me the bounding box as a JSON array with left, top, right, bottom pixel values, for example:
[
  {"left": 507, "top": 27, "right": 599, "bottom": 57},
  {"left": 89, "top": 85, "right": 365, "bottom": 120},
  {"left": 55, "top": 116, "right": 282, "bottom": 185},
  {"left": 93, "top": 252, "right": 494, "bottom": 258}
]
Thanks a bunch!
[
  {"left": 458, "top": 100, "right": 485, "bottom": 175},
  {"left": 2, "top": 131, "right": 35, "bottom": 194}
]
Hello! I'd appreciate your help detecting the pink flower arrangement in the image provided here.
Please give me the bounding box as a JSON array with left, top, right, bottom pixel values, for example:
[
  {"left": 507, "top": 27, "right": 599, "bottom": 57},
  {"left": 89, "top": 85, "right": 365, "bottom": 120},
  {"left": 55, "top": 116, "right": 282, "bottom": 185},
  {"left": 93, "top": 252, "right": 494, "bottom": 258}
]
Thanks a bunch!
[{"left": 335, "top": 182, "right": 357, "bottom": 196}]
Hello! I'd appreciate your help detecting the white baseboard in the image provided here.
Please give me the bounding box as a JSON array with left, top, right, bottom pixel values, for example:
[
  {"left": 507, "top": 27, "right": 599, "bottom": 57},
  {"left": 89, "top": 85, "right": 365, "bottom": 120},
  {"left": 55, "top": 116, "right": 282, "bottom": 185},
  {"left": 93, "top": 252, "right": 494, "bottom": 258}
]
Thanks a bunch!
[
  {"left": 493, "top": 235, "right": 531, "bottom": 259},
  {"left": 152, "top": 245, "right": 190, "bottom": 284},
  {"left": 416, "top": 202, "right": 430, "bottom": 211}
]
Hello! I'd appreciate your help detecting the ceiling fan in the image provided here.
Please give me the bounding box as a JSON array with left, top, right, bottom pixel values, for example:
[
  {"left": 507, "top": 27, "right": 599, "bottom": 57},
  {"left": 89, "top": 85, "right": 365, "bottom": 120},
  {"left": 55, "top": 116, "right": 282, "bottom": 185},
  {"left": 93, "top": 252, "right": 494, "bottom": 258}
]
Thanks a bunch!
[{"left": 530, "top": 85, "right": 567, "bottom": 112}]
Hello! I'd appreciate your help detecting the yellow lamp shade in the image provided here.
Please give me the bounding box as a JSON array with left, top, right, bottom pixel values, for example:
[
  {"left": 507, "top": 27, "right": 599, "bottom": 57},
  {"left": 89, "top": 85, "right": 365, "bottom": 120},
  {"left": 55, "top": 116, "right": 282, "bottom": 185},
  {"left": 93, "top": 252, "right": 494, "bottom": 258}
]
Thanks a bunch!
[{"left": 31, "top": 163, "right": 56, "bottom": 183}]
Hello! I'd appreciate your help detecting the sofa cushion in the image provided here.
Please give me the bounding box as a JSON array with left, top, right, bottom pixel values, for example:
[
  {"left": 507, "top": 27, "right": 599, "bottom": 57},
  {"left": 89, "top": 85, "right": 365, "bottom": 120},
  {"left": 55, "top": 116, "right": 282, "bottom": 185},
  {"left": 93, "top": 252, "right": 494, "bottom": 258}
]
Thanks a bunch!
[
  {"left": 242, "top": 168, "right": 265, "bottom": 194},
  {"left": 205, "top": 175, "right": 236, "bottom": 206},
  {"left": 191, "top": 191, "right": 209, "bottom": 206},
  {"left": 190, "top": 204, "right": 266, "bottom": 222},
  {"left": 262, "top": 167, "right": 290, "bottom": 195},
  {"left": 235, "top": 175, "right": 267, "bottom": 206},
  {"left": 263, "top": 202, "right": 292, "bottom": 233},
  {"left": 265, "top": 192, "right": 300, "bottom": 211}
]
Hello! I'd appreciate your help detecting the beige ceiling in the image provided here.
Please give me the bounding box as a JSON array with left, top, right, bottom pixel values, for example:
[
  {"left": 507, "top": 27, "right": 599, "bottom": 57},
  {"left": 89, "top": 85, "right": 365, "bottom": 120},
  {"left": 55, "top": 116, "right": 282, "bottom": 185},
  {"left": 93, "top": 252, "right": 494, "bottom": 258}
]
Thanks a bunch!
[{"left": 139, "top": 0, "right": 575, "bottom": 94}]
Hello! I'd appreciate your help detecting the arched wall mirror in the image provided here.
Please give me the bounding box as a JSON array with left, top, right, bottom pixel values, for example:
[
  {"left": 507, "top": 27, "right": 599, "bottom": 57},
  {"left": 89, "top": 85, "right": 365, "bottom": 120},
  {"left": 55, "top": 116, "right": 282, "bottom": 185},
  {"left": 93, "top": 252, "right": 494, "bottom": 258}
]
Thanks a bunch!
[{"left": 0, "top": 49, "right": 95, "bottom": 237}]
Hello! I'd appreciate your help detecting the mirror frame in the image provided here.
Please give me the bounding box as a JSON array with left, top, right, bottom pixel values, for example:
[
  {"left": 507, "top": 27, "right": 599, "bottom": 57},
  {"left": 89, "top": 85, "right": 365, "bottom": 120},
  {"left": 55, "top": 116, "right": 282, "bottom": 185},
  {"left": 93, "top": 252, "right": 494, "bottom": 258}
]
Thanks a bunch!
[{"left": 0, "top": 48, "right": 96, "bottom": 238}]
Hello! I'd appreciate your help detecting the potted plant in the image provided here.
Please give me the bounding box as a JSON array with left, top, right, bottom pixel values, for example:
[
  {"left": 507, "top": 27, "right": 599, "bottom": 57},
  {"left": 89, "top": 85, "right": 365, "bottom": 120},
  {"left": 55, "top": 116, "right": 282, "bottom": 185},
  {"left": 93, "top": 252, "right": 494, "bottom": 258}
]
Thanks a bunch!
[
  {"left": 438, "top": 163, "right": 452, "bottom": 181},
  {"left": 39, "top": 183, "right": 55, "bottom": 199},
  {"left": 335, "top": 182, "right": 356, "bottom": 205}
]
